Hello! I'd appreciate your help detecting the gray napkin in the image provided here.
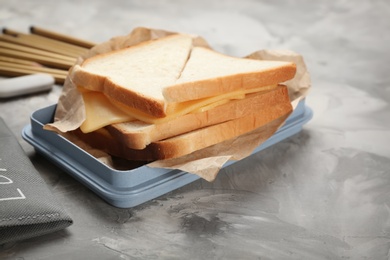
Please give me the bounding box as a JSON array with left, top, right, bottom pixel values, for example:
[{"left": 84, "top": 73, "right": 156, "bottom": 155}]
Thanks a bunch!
[{"left": 0, "top": 117, "right": 72, "bottom": 245}]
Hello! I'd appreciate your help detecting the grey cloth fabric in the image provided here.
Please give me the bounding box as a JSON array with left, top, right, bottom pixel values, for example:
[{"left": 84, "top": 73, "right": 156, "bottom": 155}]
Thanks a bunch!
[{"left": 0, "top": 117, "right": 72, "bottom": 245}]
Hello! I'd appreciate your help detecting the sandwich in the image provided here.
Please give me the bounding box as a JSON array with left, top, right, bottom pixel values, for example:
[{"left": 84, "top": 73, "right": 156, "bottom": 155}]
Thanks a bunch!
[{"left": 68, "top": 33, "right": 296, "bottom": 162}]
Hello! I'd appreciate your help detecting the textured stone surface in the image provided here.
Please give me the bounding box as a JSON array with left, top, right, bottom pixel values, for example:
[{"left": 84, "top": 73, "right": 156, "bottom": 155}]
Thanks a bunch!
[{"left": 1, "top": 0, "right": 389, "bottom": 259}]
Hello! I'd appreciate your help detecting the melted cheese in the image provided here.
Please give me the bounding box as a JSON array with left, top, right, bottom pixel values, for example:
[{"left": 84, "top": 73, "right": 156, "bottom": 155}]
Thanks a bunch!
[{"left": 79, "top": 84, "right": 277, "bottom": 133}]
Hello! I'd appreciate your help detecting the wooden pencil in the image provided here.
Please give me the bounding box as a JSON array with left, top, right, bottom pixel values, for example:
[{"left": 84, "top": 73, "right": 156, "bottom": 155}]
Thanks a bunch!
[
  {"left": 0, "top": 33, "right": 87, "bottom": 58},
  {"left": 3, "top": 28, "right": 90, "bottom": 53},
  {"left": 0, "top": 41, "right": 76, "bottom": 63},
  {"left": 0, "top": 47, "right": 74, "bottom": 69},
  {"left": 30, "top": 26, "right": 96, "bottom": 49},
  {"left": 0, "top": 55, "right": 41, "bottom": 66}
]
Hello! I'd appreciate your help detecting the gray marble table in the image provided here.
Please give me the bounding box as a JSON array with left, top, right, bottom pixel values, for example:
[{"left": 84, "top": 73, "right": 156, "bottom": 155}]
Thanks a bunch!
[{"left": 1, "top": 0, "right": 389, "bottom": 259}]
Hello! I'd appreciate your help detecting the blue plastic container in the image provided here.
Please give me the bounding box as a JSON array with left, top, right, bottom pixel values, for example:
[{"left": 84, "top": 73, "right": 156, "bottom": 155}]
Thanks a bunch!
[{"left": 22, "top": 100, "right": 312, "bottom": 208}]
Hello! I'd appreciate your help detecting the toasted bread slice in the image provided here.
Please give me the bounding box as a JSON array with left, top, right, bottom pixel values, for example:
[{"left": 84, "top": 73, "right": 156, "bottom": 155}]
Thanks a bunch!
[
  {"left": 107, "top": 85, "right": 289, "bottom": 149},
  {"left": 71, "top": 35, "right": 296, "bottom": 118},
  {"left": 163, "top": 47, "right": 296, "bottom": 102},
  {"left": 73, "top": 100, "right": 292, "bottom": 161},
  {"left": 71, "top": 34, "right": 194, "bottom": 117}
]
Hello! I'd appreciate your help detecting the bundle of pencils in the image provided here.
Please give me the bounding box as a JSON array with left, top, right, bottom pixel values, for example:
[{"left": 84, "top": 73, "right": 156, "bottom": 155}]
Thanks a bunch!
[{"left": 0, "top": 26, "right": 96, "bottom": 84}]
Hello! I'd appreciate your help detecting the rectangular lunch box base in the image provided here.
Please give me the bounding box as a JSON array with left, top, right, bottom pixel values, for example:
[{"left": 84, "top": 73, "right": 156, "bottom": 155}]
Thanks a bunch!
[{"left": 22, "top": 100, "right": 313, "bottom": 208}]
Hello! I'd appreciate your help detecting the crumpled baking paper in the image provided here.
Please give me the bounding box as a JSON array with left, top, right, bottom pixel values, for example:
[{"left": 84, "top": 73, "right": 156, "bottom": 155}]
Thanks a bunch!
[{"left": 44, "top": 27, "right": 311, "bottom": 182}]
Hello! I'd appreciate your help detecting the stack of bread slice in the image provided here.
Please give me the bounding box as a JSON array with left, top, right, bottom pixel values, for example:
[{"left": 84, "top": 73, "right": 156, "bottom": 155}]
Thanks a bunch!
[{"left": 69, "top": 34, "right": 296, "bottom": 161}]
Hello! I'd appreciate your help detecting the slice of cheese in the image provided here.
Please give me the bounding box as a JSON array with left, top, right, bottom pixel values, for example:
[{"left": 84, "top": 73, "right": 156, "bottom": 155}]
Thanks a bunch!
[
  {"left": 79, "top": 84, "right": 277, "bottom": 133},
  {"left": 80, "top": 91, "right": 134, "bottom": 133}
]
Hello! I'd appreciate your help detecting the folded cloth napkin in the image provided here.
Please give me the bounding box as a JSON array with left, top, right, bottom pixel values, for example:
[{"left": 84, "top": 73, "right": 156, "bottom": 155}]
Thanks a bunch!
[{"left": 0, "top": 117, "right": 72, "bottom": 245}]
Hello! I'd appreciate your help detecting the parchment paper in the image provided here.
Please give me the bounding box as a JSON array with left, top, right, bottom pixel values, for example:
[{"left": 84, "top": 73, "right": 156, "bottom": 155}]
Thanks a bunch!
[{"left": 44, "top": 27, "right": 311, "bottom": 182}]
